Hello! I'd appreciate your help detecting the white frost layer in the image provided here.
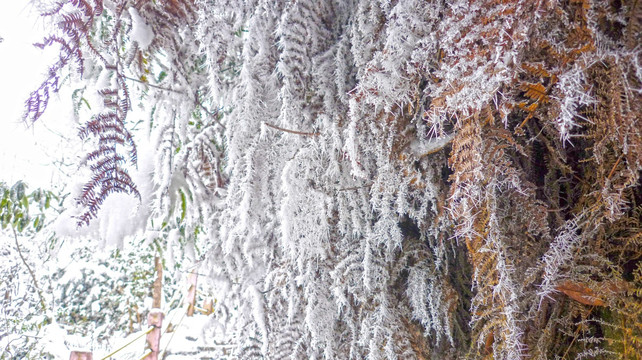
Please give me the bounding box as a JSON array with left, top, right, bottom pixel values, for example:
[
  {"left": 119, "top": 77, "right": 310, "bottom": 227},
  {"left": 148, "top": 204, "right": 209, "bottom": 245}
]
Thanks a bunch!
[
  {"left": 408, "top": 134, "right": 454, "bottom": 157},
  {"left": 128, "top": 7, "right": 154, "bottom": 50}
]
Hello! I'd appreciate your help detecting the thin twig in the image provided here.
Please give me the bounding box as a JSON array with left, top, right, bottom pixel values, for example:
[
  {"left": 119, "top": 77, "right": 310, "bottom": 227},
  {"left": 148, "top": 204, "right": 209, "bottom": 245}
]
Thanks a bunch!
[
  {"left": 125, "top": 76, "right": 227, "bottom": 131},
  {"left": 123, "top": 76, "right": 184, "bottom": 94},
  {"left": 195, "top": 91, "right": 226, "bottom": 130},
  {"left": 607, "top": 155, "right": 623, "bottom": 179},
  {"left": 263, "top": 122, "right": 320, "bottom": 136},
  {"left": 12, "top": 228, "right": 46, "bottom": 312},
  {"left": 561, "top": 307, "right": 594, "bottom": 360}
]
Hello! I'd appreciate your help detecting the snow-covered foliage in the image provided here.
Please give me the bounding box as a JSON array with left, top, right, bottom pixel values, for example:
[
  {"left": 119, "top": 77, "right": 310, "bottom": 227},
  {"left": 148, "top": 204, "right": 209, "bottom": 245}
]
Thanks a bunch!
[
  {"left": 0, "top": 182, "right": 59, "bottom": 359},
  {"left": 17, "top": 0, "right": 642, "bottom": 358},
  {"left": 48, "top": 245, "right": 158, "bottom": 342}
]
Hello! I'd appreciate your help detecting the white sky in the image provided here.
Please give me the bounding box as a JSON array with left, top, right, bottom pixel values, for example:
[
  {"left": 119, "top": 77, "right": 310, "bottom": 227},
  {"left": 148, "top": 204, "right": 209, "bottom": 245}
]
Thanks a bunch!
[{"left": 0, "top": 1, "right": 76, "bottom": 190}]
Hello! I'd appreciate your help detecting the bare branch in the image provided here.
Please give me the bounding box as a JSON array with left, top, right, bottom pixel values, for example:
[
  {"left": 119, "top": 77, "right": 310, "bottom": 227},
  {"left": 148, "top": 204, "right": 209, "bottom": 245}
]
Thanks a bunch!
[
  {"left": 263, "top": 122, "right": 319, "bottom": 136},
  {"left": 195, "top": 91, "right": 226, "bottom": 130},
  {"left": 123, "top": 75, "right": 185, "bottom": 94},
  {"left": 12, "top": 228, "right": 47, "bottom": 312}
]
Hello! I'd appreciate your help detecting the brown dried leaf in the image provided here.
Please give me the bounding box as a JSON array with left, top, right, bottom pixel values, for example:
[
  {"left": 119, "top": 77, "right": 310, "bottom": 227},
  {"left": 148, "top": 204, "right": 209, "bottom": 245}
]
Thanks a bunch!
[{"left": 556, "top": 280, "right": 606, "bottom": 306}]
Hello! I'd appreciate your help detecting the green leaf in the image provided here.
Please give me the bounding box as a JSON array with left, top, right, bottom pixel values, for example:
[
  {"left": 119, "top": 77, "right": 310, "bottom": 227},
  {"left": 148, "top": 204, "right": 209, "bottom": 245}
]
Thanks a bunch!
[
  {"left": 16, "top": 218, "right": 25, "bottom": 232},
  {"left": 33, "top": 189, "right": 42, "bottom": 202},
  {"left": 157, "top": 70, "right": 168, "bottom": 83},
  {"left": 179, "top": 189, "right": 187, "bottom": 222},
  {"left": 2, "top": 212, "right": 10, "bottom": 228},
  {"left": 12, "top": 181, "right": 25, "bottom": 200}
]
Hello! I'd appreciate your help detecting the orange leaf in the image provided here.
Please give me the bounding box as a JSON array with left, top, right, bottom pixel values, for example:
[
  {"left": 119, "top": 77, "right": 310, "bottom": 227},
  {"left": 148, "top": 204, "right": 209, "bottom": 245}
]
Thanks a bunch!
[
  {"left": 484, "top": 330, "right": 494, "bottom": 355},
  {"left": 556, "top": 280, "right": 606, "bottom": 306},
  {"left": 521, "top": 83, "right": 548, "bottom": 103}
]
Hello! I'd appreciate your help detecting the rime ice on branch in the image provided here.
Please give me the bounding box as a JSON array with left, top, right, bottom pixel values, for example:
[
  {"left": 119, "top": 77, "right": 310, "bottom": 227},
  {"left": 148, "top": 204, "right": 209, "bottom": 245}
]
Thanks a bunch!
[{"left": 28, "top": 0, "right": 642, "bottom": 358}]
